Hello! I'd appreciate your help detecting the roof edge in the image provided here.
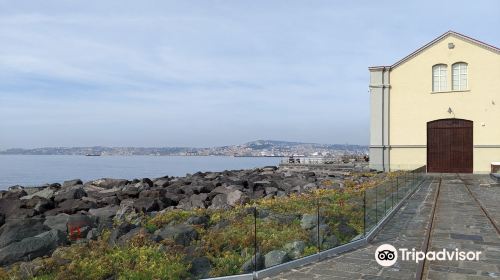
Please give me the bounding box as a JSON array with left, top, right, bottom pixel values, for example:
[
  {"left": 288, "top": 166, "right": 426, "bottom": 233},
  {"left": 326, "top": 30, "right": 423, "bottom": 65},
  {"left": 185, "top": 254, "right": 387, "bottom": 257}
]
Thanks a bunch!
[{"left": 369, "top": 31, "right": 500, "bottom": 71}]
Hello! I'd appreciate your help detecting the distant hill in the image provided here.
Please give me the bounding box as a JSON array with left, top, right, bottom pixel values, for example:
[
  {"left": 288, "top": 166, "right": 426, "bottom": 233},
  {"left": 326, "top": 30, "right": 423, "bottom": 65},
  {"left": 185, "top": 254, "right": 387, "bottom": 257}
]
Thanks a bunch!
[{"left": 0, "top": 140, "right": 368, "bottom": 157}]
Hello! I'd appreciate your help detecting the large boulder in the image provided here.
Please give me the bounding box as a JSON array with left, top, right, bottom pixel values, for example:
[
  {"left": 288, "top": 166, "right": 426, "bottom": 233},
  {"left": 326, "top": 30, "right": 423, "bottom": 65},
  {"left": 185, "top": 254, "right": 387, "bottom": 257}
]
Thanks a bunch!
[
  {"left": 86, "top": 178, "right": 129, "bottom": 189},
  {"left": 108, "top": 222, "right": 137, "bottom": 246},
  {"left": 0, "top": 229, "right": 67, "bottom": 265},
  {"left": 133, "top": 197, "right": 161, "bottom": 213},
  {"left": 89, "top": 205, "right": 119, "bottom": 229},
  {"left": 0, "top": 199, "right": 35, "bottom": 219},
  {"left": 241, "top": 253, "right": 264, "bottom": 273},
  {"left": 114, "top": 200, "right": 141, "bottom": 225},
  {"left": 178, "top": 193, "right": 208, "bottom": 209},
  {"left": 54, "top": 186, "right": 87, "bottom": 203},
  {"left": 20, "top": 188, "right": 56, "bottom": 200},
  {"left": 208, "top": 194, "right": 230, "bottom": 210},
  {"left": 283, "top": 241, "right": 306, "bottom": 259},
  {"left": 0, "top": 219, "right": 49, "bottom": 248},
  {"left": 44, "top": 214, "right": 70, "bottom": 232},
  {"left": 22, "top": 197, "right": 54, "bottom": 214},
  {"left": 155, "top": 224, "right": 198, "bottom": 246},
  {"left": 67, "top": 214, "right": 94, "bottom": 241},
  {"left": 226, "top": 190, "right": 245, "bottom": 206},
  {"left": 264, "top": 250, "right": 289, "bottom": 268},
  {"left": 300, "top": 214, "right": 319, "bottom": 230},
  {"left": 62, "top": 179, "right": 83, "bottom": 188},
  {"left": 47, "top": 199, "right": 96, "bottom": 215}
]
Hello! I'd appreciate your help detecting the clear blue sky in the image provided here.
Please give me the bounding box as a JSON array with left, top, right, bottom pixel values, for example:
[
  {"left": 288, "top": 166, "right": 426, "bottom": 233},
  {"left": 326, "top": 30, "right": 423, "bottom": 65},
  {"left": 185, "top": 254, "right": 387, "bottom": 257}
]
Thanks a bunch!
[{"left": 0, "top": 0, "right": 499, "bottom": 149}]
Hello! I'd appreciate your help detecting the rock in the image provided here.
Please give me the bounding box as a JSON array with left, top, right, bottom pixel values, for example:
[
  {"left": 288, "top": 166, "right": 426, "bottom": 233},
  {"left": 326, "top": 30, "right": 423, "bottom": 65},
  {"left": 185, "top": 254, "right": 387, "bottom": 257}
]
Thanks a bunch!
[
  {"left": 67, "top": 214, "right": 94, "bottom": 240},
  {"left": 208, "top": 194, "right": 230, "bottom": 210},
  {"left": 338, "top": 223, "right": 357, "bottom": 237},
  {"left": 186, "top": 215, "right": 209, "bottom": 227},
  {"left": 0, "top": 229, "right": 67, "bottom": 265},
  {"left": 118, "top": 185, "right": 140, "bottom": 199},
  {"left": 54, "top": 186, "right": 87, "bottom": 203},
  {"left": 303, "top": 183, "right": 317, "bottom": 191},
  {"left": 114, "top": 203, "right": 140, "bottom": 226},
  {"left": 51, "top": 246, "right": 73, "bottom": 265},
  {"left": 21, "top": 197, "right": 54, "bottom": 214},
  {"left": 108, "top": 222, "right": 137, "bottom": 246},
  {"left": 98, "top": 195, "right": 120, "bottom": 207},
  {"left": 117, "top": 227, "right": 153, "bottom": 246},
  {"left": 48, "top": 199, "right": 96, "bottom": 215},
  {"left": 241, "top": 253, "right": 264, "bottom": 272},
  {"left": 139, "top": 189, "right": 162, "bottom": 199},
  {"left": 89, "top": 205, "right": 119, "bottom": 229},
  {"left": 305, "top": 171, "right": 316, "bottom": 177},
  {"left": 226, "top": 190, "right": 244, "bottom": 206},
  {"left": 0, "top": 219, "right": 49, "bottom": 248},
  {"left": 156, "top": 224, "right": 198, "bottom": 246},
  {"left": 3, "top": 189, "right": 27, "bottom": 199},
  {"left": 322, "top": 234, "right": 339, "bottom": 249},
  {"left": 189, "top": 257, "right": 212, "bottom": 278},
  {"left": 86, "top": 178, "right": 129, "bottom": 189},
  {"left": 153, "top": 178, "right": 170, "bottom": 187},
  {"left": 0, "top": 199, "right": 35, "bottom": 219},
  {"left": 18, "top": 258, "right": 46, "bottom": 279},
  {"left": 44, "top": 214, "right": 70, "bottom": 232},
  {"left": 133, "top": 197, "right": 161, "bottom": 213},
  {"left": 62, "top": 179, "right": 83, "bottom": 188},
  {"left": 86, "top": 228, "right": 100, "bottom": 240},
  {"left": 204, "top": 173, "right": 218, "bottom": 180},
  {"left": 283, "top": 241, "right": 306, "bottom": 259},
  {"left": 265, "top": 187, "right": 278, "bottom": 195},
  {"left": 162, "top": 193, "right": 182, "bottom": 206},
  {"left": 262, "top": 166, "right": 278, "bottom": 172},
  {"left": 264, "top": 250, "right": 289, "bottom": 268},
  {"left": 211, "top": 185, "right": 242, "bottom": 195},
  {"left": 179, "top": 193, "right": 208, "bottom": 209},
  {"left": 300, "top": 214, "right": 318, "bottom": 230},
  {"left": 20, "top": 188, "right": 56, "bottom": 200},
  {"left": 266, "top": 213, "right": 297, "bottom": 224},
  {"left": 310, "top": 224, "right": 337, "bottom": 249}
]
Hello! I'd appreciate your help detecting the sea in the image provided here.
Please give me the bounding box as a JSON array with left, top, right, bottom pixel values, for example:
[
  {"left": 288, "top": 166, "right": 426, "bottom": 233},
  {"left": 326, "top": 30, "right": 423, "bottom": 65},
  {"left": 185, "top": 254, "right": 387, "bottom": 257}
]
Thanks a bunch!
[{"left": 0, "top": 155, "right": 282, "bottom": 189}]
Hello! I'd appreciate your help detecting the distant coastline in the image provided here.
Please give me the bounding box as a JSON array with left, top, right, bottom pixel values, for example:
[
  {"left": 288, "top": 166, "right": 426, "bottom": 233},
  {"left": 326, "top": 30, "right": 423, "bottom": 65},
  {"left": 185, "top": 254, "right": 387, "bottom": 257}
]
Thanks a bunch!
[{"left": 0, "top": 139, "right": 368, "bottom": 157}]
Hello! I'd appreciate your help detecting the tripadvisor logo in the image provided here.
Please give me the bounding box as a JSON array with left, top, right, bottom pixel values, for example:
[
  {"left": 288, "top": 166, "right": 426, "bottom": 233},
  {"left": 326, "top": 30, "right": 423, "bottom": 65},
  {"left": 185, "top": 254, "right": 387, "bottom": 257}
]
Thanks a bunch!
[{"left": 375, "top": 244, "right": 482, "bottom": 267}]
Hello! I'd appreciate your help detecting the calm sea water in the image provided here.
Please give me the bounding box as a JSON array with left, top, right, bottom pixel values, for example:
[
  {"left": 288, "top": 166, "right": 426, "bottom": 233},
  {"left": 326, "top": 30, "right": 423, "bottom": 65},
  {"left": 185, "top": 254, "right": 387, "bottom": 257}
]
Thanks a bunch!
[{"left": 0, "top": 155, "right": 282, "bottom": 189}]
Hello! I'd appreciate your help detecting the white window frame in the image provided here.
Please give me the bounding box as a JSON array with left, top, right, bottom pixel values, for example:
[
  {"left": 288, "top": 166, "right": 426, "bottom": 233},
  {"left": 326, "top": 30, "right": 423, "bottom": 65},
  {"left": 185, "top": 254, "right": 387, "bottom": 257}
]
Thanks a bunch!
[
  {"left": 452, "top": 62, "right": 468, "bottom": 91},
  {"left": 432, "top": 64, "right": 447, "bottom": 92}
]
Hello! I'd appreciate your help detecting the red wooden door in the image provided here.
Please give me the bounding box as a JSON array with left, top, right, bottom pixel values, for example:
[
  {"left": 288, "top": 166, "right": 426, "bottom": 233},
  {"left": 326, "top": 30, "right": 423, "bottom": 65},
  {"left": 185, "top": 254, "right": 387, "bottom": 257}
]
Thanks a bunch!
[{"left": 427, "top": 119, "right": 473, "bottom": 173}]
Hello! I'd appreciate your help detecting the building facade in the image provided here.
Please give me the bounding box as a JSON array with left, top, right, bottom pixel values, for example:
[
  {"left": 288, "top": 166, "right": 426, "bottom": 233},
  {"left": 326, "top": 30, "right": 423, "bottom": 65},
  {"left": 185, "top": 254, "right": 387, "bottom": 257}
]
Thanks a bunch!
[{"left": 370, "top": 31, "right": 500, "bottom": 173}]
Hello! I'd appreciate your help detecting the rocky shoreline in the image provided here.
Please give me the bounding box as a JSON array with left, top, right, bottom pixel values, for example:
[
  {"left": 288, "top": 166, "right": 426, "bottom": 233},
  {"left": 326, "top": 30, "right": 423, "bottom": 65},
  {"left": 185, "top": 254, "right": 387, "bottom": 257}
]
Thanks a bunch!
[{"left": 0, "top": 165, "right": 377, "bottom": 278}]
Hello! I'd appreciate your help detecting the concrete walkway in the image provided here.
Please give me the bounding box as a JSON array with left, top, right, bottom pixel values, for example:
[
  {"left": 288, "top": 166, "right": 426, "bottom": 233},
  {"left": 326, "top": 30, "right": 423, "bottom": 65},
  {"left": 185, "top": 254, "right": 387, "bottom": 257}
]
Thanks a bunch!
[{"left": 268, "top": 175, "right": 500, "bottom": 280}]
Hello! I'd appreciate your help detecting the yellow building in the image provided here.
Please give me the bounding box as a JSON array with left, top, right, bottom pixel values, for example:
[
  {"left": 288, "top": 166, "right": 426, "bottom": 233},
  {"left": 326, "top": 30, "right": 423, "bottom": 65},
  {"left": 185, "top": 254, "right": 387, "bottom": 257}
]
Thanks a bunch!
[{"left": 369, "top": 31, "right": 500, "bottom": 173}]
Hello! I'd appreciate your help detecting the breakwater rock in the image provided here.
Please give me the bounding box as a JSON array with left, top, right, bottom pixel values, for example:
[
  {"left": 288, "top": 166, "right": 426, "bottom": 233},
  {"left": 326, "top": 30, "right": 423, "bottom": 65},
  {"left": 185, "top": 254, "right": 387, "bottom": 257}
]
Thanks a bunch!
[{"left": 0, "top": 166, "right": 379, "bottom": 277}]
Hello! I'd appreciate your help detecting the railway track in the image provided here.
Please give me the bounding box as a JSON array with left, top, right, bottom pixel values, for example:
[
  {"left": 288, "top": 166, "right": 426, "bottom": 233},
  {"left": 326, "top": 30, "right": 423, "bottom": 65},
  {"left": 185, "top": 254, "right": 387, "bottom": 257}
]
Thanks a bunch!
[{"left": 416, "top": 175, "right": 500, "bottom": 280}]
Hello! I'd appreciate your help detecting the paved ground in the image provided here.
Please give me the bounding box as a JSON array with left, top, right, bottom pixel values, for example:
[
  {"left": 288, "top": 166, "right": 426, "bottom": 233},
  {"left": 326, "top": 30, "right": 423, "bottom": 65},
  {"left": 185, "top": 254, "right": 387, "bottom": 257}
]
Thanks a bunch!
[
  {"left": 424, "top": 175, "right": 500, "bottom": 280},
  {"left": 268, "top": 175, "right": 500, "bottom": 280}
]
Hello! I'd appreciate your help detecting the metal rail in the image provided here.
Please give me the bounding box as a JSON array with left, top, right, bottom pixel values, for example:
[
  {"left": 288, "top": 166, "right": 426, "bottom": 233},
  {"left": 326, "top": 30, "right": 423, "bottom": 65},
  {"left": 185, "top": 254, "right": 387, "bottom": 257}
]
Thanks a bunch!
[
  {"left": 416, "top": 177, "right": 441, "bottom": 280},
  {"left": 461, "top": 178, "right": 500, "bottom": 235}
]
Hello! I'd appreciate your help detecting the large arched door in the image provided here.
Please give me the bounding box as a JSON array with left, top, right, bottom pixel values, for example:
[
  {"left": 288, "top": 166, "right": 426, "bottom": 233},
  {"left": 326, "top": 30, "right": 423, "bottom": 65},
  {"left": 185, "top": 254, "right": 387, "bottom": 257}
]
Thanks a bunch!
[{"left": 427, "top": 119, "right": 473, "bottom": 173}]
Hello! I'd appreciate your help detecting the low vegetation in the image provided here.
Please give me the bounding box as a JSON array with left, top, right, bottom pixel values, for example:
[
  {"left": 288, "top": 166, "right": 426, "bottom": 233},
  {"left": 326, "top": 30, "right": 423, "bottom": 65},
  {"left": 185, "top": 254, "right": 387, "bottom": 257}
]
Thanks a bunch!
[{"left": 0, "top": 172, "right": 407, "bottom": 280}]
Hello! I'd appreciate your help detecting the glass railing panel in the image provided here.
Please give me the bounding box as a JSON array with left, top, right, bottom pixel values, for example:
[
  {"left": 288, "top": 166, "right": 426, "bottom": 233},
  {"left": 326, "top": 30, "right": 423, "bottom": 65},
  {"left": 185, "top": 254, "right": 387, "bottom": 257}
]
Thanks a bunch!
[
  {"left": 255, "top": 192, "right": 317, "bottom": 269},
  {"left": 198, "top": 206, "right": 256, "bottom": 278},
  {"left": 319, "top": 188, "right": 364, "bottom": 251}
]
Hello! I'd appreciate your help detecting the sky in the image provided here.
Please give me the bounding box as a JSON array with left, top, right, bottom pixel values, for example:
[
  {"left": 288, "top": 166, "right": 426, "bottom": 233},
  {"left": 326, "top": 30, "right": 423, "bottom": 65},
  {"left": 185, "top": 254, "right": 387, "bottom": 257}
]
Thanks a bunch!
[{"left": 0, "top": 0, "right": 499, "bottom": 149}]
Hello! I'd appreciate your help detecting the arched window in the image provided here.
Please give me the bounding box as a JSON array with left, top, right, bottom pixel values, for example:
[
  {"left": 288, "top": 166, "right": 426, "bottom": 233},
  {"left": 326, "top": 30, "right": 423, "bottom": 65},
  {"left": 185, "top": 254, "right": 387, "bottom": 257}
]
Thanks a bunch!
[
  {"left": 452, "top": 62, "right": 468, "bottom": 91},
  {"left": 432, "top": 64, "right": 447, "bottom": 92}
]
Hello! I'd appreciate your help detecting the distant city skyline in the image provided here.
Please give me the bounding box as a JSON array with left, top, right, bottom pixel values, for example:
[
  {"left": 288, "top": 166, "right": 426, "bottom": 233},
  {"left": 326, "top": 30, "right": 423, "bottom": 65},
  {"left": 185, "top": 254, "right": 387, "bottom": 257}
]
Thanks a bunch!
[{"left": 1, "top": 0, "right": 499, "bottom": 149}]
